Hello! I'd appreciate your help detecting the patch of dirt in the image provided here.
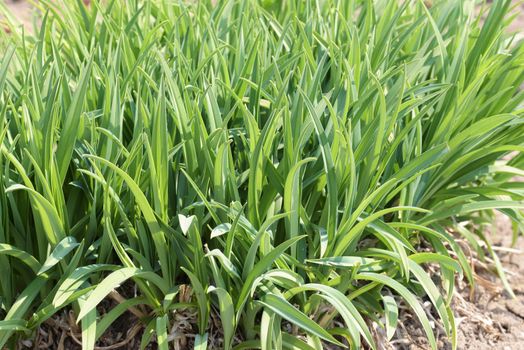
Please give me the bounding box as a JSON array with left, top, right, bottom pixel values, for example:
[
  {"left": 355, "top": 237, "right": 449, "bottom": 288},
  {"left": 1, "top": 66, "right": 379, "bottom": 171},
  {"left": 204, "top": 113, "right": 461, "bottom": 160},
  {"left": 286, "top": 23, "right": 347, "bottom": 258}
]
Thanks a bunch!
[
  {"left": 453, "top": 215, "right": 524, "bottom": 350},
  {"left": 391, "top": 214, "right": 524, "bottom": 350},
  {"left": 507, "top": 1, "right": 524, "bottom": 34},
  {"left": 17, "top": 284, "right": 152, "bottom": 350},
  {"left": 14, "top": 284, "right": 216, "bottom": 350},
  {"left": 3, "top": 0, "right": 33, "bottom": 27},
  {"left": 4, "top": 0, "right": 524, "bottom": 32},
  {"left": 20, "top": 309, "right": 144, "bottom": 350}
]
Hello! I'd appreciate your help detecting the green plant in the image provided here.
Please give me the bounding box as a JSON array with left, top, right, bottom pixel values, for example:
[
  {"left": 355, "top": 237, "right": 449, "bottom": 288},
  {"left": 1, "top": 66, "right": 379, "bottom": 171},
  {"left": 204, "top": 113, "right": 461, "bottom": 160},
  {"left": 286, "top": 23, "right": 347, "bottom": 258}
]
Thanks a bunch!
[{"left": 0, "top": 0, "right": 523, "bottom": 349}]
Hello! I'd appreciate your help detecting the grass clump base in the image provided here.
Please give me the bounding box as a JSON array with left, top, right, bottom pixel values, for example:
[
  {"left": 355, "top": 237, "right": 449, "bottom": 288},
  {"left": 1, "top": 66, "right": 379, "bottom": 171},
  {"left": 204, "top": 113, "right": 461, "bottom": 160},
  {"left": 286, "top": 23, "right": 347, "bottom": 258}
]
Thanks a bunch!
[{"left": 0, "top": 0, "right": 523, "bottom": 349}]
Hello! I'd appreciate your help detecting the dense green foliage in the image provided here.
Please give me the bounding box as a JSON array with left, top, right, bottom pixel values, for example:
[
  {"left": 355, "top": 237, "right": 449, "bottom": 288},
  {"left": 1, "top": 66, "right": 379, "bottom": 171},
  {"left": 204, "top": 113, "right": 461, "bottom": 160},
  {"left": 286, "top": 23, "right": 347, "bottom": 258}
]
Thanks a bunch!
[{"left": 1, "top": 0, "right": 523, "bottom": 349}]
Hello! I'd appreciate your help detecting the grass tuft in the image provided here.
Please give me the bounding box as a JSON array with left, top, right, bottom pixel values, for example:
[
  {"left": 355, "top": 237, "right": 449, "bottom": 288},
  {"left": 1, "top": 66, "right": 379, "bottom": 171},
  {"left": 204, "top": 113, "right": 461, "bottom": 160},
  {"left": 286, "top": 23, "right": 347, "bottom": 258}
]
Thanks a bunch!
[{"left": 1, "top": 0, "right": 523, "bottom": 349}]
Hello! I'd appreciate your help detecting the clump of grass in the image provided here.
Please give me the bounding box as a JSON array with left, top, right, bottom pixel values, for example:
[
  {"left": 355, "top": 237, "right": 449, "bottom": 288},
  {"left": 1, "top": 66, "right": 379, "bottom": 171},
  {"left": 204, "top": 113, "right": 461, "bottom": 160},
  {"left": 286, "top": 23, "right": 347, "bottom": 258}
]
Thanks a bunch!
[{"left": 0, "top": 0, "right": 523, "bottom": 349}]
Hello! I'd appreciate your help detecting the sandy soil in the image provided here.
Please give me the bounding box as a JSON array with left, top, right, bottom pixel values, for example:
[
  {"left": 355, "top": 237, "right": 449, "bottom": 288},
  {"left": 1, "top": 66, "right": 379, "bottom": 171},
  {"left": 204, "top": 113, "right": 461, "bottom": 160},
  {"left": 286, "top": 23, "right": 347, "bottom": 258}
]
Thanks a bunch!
[
  {"left": 4, "top": 0, "right": 524, "bottom": 30},
  {"left": 454, "top": 216, "right": 524, "bottom": 350},
  {"left": 391, "top": 213, "right": 524, "bottom": 350},
  {"left": 3, "top": 0, "right": 32, "bottom": 27}
]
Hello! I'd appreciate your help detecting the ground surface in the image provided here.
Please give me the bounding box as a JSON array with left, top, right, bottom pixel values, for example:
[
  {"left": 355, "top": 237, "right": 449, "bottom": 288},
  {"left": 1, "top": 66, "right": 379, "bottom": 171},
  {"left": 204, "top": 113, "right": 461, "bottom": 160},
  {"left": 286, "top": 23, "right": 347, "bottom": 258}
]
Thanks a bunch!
[
  {"left": 2, "top": 1, "right": 524, "bottom": 349},
  {"left": 4, "top": 1, "right": 524, "bottom": 32},
  {"left": 456, "top": 216, "right": 524, "bottom": 350},
  {"left": 391, "top": 215, "right": 524, "bottom": 350}
]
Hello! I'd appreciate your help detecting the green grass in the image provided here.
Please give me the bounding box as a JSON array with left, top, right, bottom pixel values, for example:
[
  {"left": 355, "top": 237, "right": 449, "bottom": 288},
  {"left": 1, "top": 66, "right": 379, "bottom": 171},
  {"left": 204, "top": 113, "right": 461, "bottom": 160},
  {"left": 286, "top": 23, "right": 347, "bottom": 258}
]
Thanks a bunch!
[{"left": 0, "top": 0, "right": 523, "bottom": 349}]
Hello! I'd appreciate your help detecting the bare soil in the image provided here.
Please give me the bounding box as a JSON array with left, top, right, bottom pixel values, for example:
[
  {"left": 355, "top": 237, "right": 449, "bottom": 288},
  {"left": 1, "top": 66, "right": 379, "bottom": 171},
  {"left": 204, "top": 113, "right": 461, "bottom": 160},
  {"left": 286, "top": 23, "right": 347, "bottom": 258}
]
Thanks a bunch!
[
  {"left": 390, "top": 214, "right": 524, "bottom": 350},
  {"left": 453, "top": 216, "right": 524, "bottom": 350},
  {"left": 3, "top": 0, "right": 32, "bottom": 27},
  {"left": 4, "top": 0, "right": 524, "bottom": 32}
]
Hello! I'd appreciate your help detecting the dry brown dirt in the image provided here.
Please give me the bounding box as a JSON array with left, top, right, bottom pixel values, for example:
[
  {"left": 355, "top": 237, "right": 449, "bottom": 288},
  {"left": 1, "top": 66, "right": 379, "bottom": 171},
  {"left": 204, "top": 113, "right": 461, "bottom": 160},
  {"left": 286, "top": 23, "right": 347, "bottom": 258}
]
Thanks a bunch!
[
  {"left": 3, "top": 0, "right": 32, "bottom": 27},
  {"left": 4, "top": 0, "right": 524, "bottom": 31},
  {"left": 454, "top": 216, "right": 524, "bottom": 350},
  {"left": 390, "top": 214, "right": 524, "bottom": 350}
]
